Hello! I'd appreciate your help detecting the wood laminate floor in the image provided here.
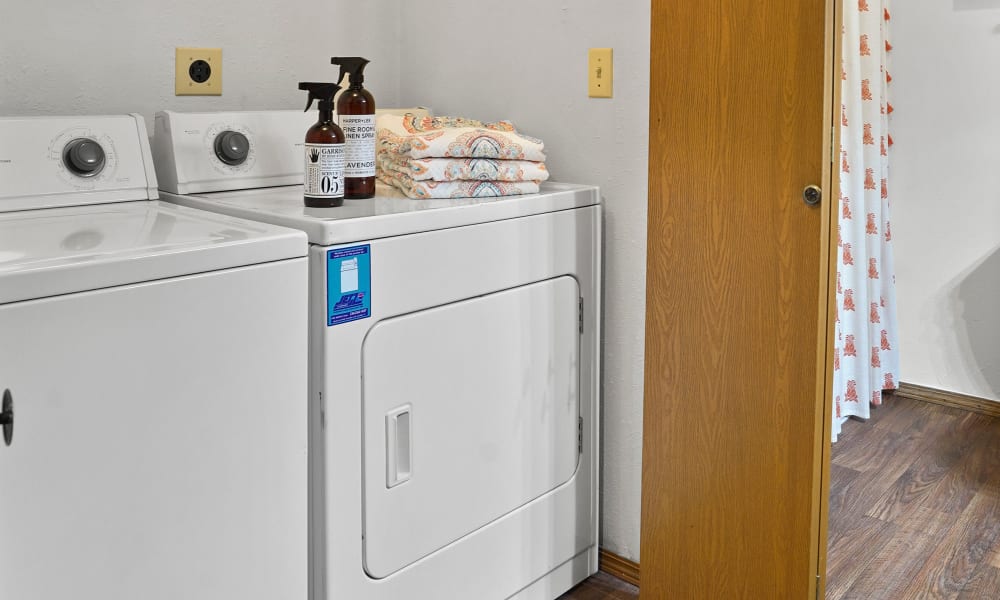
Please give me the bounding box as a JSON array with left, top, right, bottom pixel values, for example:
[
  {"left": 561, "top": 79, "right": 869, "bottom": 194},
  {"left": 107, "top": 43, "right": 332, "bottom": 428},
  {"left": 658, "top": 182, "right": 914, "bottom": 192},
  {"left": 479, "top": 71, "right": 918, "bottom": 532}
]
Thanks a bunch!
[
  {"left": 557, "top": 395, "right": 1000, "bottom": 600},
  {"left": 558, "top": 571, "right": 639, "bottom": 600},
  {"left": 827, "top": 394, "right": 1000, "bottom": 599}
]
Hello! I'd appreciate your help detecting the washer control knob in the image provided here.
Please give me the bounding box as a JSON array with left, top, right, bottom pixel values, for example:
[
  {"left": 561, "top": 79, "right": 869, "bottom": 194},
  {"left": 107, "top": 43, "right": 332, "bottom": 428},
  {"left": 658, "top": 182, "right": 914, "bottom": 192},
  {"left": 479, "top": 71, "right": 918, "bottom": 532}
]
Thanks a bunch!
[
  {"left": 63, "top": 138, "right": 106, "bottom": 177},
  {"left": 214, "top": 131, "right": 250, "bottom": 165}
]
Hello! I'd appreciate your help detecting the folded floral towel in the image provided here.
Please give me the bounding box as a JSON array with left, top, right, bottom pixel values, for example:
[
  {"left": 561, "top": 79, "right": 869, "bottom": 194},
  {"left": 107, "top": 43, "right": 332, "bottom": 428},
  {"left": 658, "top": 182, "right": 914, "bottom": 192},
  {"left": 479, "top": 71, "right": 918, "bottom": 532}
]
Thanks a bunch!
[
  {"left": 385, "top": 114, "right": 517, "bottom": 133},
  {"left": 376, "top": 113, "right": 546, "bottom": 161},
  {"left": 377, "top": 153, "right": 549, "bottom": 183},
  {"left": 377, "top": 169, "right": 540, "bottom": 199}
]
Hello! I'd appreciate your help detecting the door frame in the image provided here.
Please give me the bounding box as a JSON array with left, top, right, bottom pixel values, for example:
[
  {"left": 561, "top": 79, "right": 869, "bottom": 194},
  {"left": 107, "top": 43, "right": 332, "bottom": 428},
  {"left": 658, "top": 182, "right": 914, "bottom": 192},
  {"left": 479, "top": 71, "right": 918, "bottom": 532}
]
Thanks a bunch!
[{"left": 816, "top": 0, "right": 844, "bottom": 592}]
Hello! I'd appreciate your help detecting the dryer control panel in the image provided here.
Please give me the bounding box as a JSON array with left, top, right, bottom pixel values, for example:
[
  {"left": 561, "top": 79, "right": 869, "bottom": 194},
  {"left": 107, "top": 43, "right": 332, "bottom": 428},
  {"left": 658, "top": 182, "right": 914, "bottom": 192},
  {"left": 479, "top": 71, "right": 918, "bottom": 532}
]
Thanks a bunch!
[
  {"left": 0, "top": 114, "right": 158, "bottom": 213},
  {"left": 152, "top": 108, "right": 431, "bottom": 196},
  {"left": 152, "top": 110, "right": 314, "bottom": 195}
]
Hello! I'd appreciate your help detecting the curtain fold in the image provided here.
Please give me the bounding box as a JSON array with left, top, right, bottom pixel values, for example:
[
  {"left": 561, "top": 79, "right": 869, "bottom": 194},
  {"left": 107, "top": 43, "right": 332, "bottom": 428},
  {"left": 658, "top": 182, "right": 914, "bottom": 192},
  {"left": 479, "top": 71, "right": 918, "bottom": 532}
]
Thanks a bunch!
[{"left": 832, "top": 0, "right": 900, "bottom": 442}]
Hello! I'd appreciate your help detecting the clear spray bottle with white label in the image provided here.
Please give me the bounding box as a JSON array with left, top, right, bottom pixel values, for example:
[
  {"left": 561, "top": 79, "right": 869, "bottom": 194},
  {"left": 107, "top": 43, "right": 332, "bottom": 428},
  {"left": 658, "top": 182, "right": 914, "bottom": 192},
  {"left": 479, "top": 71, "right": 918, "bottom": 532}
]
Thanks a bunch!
[
  {"left": 298, "top": 81, "right": 345, "bottom": 208},
  {"left": 331, "top": 57, "right": 376, "bottom": 199}
]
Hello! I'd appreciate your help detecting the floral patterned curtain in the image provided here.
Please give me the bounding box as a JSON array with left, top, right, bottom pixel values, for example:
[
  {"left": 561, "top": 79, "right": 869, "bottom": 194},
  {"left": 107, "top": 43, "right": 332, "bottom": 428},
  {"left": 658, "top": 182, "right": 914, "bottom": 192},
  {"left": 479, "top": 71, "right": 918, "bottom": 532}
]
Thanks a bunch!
[{"left": 832, "top": 0, "right": 899, "bottom": 442}]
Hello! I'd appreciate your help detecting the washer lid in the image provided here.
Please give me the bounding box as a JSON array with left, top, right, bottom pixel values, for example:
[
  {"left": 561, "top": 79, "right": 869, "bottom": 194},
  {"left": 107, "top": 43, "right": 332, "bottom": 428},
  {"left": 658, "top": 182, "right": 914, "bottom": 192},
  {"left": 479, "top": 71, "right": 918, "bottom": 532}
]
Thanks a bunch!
[
  {"left": 165, "top": 181, "right": 599, "bottom": 246},
  {"left": 0, "top": 201, "right": 306, "bottom": 304}
]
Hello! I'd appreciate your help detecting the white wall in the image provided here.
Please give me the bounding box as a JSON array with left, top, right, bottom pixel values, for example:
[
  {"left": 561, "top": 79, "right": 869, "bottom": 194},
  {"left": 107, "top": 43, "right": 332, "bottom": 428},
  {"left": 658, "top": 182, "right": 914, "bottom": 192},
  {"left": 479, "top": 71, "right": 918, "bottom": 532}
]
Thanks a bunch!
[
  {"left": 396, "top": 1, "right": 650, "bottom": 560},
  {"left": 0, "top": 2, "right": 401, "bottom": 124},
  {"left": 892, "top": 2, "right": 1000, "bottom": 401},
  {"left": 1, "top": 0, "right": 650, "bottom": 563}
]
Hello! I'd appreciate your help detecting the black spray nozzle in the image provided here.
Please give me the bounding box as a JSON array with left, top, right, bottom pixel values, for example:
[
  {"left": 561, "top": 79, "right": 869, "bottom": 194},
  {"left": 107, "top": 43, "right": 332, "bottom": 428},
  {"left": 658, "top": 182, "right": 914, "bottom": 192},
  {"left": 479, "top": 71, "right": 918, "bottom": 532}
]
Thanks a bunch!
[
  {"left": 330, "top": 57, "right": 370, "bottom": 88},
  {"left": 298, "top": 82, "right": 341, "bottom": 112}
]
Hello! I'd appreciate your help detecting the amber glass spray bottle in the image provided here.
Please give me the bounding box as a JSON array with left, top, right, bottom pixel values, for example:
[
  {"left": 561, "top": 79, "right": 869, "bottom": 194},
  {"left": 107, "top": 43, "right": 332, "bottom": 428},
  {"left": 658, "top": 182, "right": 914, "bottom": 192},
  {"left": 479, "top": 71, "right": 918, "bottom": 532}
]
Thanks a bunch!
[
  {"left": 331, "top": 57, "right": 376, "bottom": 199},
  {"left": 298, "top": 82, "right": 345, "bottom": 208}
]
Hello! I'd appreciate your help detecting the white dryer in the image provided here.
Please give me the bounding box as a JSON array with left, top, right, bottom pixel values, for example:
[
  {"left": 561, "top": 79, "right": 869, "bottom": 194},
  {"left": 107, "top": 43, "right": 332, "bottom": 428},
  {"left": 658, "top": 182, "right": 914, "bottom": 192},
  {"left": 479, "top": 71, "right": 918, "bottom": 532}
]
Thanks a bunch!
[
  {"left": 0, "top": 114, "right": 309, "bottom": 600},
  {"left": 153, "top": 110, "right": 601, "bottom": 600}
]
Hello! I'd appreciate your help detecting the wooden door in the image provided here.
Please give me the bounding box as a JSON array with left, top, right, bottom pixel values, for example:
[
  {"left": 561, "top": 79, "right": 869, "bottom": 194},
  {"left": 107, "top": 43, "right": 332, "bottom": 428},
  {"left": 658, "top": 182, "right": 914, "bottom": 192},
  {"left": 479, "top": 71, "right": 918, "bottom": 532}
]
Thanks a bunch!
[{"left": 641, "top": 0, "right": 837, "bottom": 598}]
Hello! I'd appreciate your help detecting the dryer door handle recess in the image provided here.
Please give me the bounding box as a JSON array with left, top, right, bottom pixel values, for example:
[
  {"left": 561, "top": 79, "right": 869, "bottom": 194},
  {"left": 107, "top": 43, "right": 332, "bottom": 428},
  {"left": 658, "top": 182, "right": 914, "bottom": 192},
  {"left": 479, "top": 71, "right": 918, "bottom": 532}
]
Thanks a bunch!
[
  {"left": 2, "top": 389, "right": 13, "bottom": 446},
  {"left": 386, "top": 405, "right": 412, "bottom": 488}
]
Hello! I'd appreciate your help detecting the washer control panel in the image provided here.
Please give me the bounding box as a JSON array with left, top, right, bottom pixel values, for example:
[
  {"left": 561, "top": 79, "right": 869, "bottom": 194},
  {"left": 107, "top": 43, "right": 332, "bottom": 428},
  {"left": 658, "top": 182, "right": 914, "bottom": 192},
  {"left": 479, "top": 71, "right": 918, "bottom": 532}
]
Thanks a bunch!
[{"left": 0, "top": 114, "right": 157, "bottom": 212}]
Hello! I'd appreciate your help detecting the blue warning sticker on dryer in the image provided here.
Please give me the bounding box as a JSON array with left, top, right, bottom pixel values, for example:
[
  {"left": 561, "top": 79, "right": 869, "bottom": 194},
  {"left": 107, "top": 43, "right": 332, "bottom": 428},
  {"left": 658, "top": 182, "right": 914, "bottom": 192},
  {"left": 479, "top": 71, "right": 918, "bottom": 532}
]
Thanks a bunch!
[{"left": 327, "top": 245, "right": 371, "bottom": 326}]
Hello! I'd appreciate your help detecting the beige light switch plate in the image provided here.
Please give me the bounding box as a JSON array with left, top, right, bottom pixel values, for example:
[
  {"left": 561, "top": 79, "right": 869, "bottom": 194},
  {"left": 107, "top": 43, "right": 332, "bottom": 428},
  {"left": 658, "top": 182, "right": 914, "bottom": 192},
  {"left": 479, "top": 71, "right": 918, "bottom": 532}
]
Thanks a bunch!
[{"left": 588, "top": 48, "right": 613, "bottom": 98}]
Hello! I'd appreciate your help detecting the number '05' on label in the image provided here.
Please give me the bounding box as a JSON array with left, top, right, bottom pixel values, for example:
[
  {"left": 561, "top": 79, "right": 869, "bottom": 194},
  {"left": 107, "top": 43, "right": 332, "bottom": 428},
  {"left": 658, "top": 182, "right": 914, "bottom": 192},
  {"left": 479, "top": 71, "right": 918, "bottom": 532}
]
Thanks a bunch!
[{"left": 304, "top": 143, "right": 345, "bottom": 197}]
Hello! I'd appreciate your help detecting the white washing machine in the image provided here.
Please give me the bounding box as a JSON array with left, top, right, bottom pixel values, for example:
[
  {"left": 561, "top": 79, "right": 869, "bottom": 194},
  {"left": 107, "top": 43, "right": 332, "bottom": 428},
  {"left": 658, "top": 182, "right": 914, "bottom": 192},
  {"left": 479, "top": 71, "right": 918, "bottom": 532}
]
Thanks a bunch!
[
  {"left": 0, "top": 114, "right": 309, "bottom": 600},
  {"left": 152, "top": 110, "right": 601, "bottom": 600}
]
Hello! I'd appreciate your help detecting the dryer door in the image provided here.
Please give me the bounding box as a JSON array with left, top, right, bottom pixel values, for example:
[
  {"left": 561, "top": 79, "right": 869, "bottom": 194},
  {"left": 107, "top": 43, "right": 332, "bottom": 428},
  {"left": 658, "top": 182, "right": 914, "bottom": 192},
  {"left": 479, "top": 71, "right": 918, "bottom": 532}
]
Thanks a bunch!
[{"left": 361, "top": 276, "right": 581, "bottom": 578}]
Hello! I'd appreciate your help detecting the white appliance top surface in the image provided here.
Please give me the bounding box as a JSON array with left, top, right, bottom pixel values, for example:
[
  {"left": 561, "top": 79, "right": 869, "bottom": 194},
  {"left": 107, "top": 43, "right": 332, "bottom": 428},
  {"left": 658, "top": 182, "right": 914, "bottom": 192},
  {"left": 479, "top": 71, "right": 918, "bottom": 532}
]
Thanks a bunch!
[
  {"left": 166, "top": 181, "right": 599, "bottom": 246},
  {"left": 0, "top": 200, "right": 306, "bottom": 304}
]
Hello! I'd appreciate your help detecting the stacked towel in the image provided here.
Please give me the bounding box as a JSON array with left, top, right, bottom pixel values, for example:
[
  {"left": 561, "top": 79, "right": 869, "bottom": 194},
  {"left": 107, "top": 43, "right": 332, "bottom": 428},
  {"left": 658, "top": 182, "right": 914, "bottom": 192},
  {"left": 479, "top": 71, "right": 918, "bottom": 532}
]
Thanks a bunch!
[{"left": 376, "top": 114, "right": 549, "bottom": 199}]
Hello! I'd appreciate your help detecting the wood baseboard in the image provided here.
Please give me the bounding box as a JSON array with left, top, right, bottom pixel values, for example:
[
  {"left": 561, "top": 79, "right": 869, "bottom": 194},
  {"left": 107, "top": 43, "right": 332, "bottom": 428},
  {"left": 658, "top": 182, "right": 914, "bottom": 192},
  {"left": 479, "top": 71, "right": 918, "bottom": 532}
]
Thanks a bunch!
[
  {"left": 892, "top": 382, "right": 1000, "bottom": 419},
  {"left": 598, "top": 548, "right": 640, "bottom": 587}
]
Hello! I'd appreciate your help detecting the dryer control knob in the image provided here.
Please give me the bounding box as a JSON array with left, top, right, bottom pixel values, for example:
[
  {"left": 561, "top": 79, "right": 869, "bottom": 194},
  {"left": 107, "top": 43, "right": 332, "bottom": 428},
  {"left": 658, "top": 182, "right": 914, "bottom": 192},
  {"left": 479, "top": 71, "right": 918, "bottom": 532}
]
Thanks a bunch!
[
  {"left": 214, "top": 131, "right": 250, "bottom": 165},
  {"left": 63, "top": 138, "right": 106, "bottom": 177}
]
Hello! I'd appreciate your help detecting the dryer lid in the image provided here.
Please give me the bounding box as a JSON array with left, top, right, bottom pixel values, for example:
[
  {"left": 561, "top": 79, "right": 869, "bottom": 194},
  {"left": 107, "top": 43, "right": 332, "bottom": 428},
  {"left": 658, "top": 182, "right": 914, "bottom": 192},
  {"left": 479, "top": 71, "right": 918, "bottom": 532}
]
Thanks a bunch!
[
  {"left": 0, "top": 201, "right": 305, "bottom": 304},
  {"left": 166, "top": 181, "right": 600, "bottom": 246}
]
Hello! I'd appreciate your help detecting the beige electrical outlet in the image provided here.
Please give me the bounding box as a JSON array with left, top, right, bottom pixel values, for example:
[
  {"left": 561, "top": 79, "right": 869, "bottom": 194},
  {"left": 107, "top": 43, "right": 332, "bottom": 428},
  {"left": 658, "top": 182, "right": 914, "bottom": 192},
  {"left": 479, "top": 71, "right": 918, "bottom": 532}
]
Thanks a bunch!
[
  {"left": 588, "top": 48, "right": 613, "bottom": 98},
  {"left": 175, "top": 47, "right": 222, "bottom": 96}
]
